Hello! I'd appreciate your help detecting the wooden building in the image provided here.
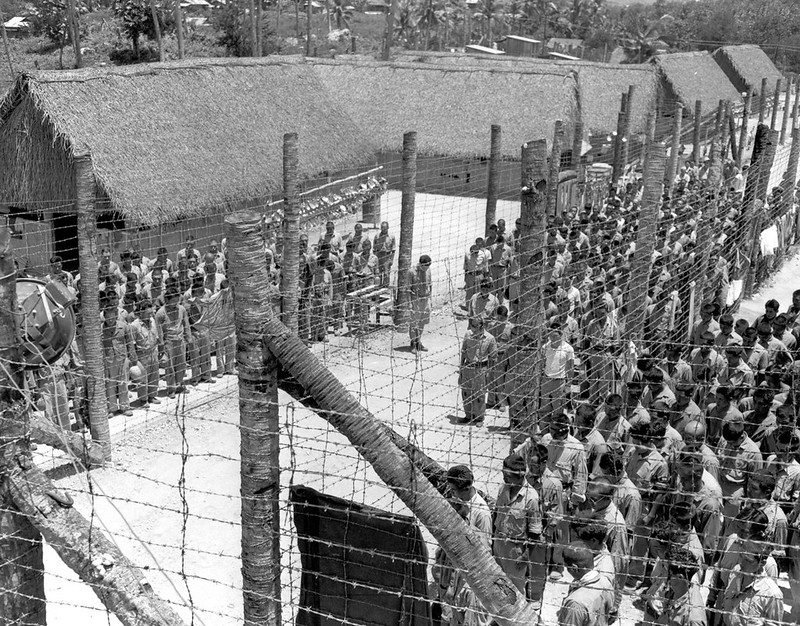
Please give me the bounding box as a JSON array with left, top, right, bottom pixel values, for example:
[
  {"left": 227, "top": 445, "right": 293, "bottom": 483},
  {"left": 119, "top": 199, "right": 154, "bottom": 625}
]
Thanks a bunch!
[
  {"left": 0, "top": 58, "right": 373, "bottom": 275},
  {"left": 497, "top": 35, "right": 542, "bottom": 58}
]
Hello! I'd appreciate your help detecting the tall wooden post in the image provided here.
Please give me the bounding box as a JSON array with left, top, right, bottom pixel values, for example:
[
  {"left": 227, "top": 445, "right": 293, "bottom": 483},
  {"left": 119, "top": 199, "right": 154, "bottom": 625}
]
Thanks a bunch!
[
  {"left": 743, "top": 124, "right": 771, "bottom": 211},
  {"left": 781, "top": 126, "right": 800, "bottom": 230},
  {"left": 511, "top": 139, "right": 548, "bottom": 448},
  {"left": 394, "top": 131, "right": 416, "bottom": 327},
  {"left": 383, "top": 0, "right": 398, "bottom": 60},
  {"left": 727, "top": 103, "right": 738, "bottom": 161},
  {"left": 744, "top": 128, "right": 778, "bottom": 298},
  {"left": 713, "top": 99, "right": 724, "bottom": 139},
  {"left": 781, "top": 77, "right": 792, "bottom": 144},
  {"left": 281, "top": 133, "right": 300, "bottom": 335},
  {"left": 737, "top": 90, "right": 752, "bottom": 166},
  {"left": 485, "top": 124, "right": 502, "bottom": 236},
  {"left": 546, "top": 120, "right": 564, "bottom": 216},
  {"left": 692, "top": 99, "right": 702, "bottom": 163},
  {"left": 612, "top": 92, "right": 628, "bottom": 184},
  {"left": 0, "top": 234, "right": 46, "bottom": 624},
  {"left": 794, "top": 79, "right": 800, "bottom": 124},
  {"left": 249, "top": 0, "right": 258, "bottom": 56},
  {"left": 305, "top": 0, "right": 312, "bottom": 56},
  {"left": 225, "top": 212, "right": 281, "bottom": 626},
  {"left": 572, "top": 120, "right": 583, "bottom": 167},
  {"left": 149, "top": 0, "right": 165, "bottom": 61},
  {"left": 174, "top": 0, "right": 185, "bottom": 59},
  {"left": 627, "top": 142, "right": 666, "bottom": 343},
  {"left": 758, "top": 77, "right": 769, "bottom": 125},
  {"left": 75, "top": 152, "right": 111, "bottom": 461},
  {"left": 621, "top": 85, "right": 636, "bottom": 169},
  {"left": 697, "top": 110, "right": 728, "bottom": 306},
  {"left": 664, "top": 102, "right": 683, "bottom": 191},
  {"left": 256, "top": 0, "right": 263, "bottom": 55},
  {"left": 770, "top": 79, "right": 783, "bottom": 131},
  {"left": 0, "top": 6, "right": 14, "bottom": 79},
  {"left": 66, "top": 0, "right": 81, "bottom": 68}
]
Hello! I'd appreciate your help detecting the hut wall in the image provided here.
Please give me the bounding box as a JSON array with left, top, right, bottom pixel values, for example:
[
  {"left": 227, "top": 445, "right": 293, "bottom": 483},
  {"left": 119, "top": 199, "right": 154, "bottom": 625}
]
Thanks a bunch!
[{"left": 377, "top": 152, "right": 521, "bottom": 201}]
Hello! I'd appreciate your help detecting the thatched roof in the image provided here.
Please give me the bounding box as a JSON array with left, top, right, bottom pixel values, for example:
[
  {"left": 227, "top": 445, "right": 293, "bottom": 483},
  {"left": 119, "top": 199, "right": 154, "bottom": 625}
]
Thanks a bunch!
[
  {"left": 391, "top": 51, "right": 658, "bottom": 136},
  {"left": 309, "top": 57, "right": 578, "bottom": 159},
  {"left": 713, "top": 45, "right": 783, "bottom": 97},
  {"left": 0, "top": 57, "right": 373, "bottom": 225},
  {"left": 654, "top": 51, "right": 742, "bottom": 113}
]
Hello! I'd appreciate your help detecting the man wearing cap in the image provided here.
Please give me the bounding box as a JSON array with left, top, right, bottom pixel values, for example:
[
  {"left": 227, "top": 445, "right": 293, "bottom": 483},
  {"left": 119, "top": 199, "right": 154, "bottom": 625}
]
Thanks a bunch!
[
  {"left": 595, "top": 394, "right": 631, "bottom": 452},
  {"left": 489, "top": 235, "right": 512, "bottom": 306},
  {"left": 690, "top": 303, "right": 720, "bottom": 349},
  {"left": 468, "top": 278, "right": 499, "bottom": 324},
  {"left": 661, "top": 343, "right": 693, "bottom": 393},
  {"left": 671, "top": 383, "right": 704, "bottom": 436},
  {"left": 583, "top": 302, "right": 620, "bottom": 405},
  {"left": 407, "top": 255, "right": 432, "bottom": 354},
  {"left": 492, "top": 453, "right": 543, "bottom": 602},
  {"left": 458, "top": 317, "right": 497, "bottom": 425},
  {"left": 539, "top": 322, "right": 575, "bottom": 431},
  {"left": 641, "top": 367, "right": 676, "bottom": 410}
]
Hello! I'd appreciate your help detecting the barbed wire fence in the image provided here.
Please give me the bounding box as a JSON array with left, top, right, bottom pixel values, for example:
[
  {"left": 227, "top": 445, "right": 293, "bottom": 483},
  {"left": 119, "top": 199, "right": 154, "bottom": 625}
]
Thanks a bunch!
[{"left": 1, "top": 77, "right": 800, "bottom": 626}]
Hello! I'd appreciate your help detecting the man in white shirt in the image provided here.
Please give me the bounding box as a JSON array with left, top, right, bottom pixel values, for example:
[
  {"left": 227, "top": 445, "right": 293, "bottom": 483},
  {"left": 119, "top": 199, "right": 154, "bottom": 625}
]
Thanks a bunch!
[{"left": 540, "top": 322, "right": 575, "bottom": 432}]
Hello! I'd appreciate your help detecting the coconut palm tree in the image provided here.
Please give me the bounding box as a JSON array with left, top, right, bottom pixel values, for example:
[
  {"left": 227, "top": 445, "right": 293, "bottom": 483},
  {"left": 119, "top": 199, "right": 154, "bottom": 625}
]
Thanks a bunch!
[
  {"left": 418, "top": 0, "right": 441, "bottom": 49},
  {"left": 329, "top": 0, "right": 353, "bottom": 29},
  {"left": 394, "top": 0, "right": 420, "bottom": 47},
  {"left": 477, "top": 0, "right": 503, "bottom": 44},
  {"left": 617, "top": 12, "right": 673, "bottom": 63}
]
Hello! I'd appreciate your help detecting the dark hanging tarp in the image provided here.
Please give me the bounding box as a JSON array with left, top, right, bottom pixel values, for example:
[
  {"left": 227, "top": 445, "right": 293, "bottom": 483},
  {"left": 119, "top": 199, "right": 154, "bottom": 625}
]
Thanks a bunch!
[{"left": 291, "top": 485, "right": 433, "bottom": 626}]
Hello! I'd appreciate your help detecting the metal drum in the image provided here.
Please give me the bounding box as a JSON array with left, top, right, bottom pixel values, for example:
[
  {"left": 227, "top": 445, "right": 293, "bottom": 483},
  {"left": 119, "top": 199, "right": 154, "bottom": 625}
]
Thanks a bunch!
[{"left": 17, "top": 278, "right": 76, "bottom": 369}]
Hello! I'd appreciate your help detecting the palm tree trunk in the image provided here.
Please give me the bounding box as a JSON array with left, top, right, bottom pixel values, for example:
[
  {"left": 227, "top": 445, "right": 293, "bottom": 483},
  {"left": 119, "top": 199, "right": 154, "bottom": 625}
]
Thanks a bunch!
[
  {"left": 225, "top": 213, "right": 281, "bottom": 625},
  {"left": 280, "top": 133, "right": 300, "bottom": 335},
  {"left": 6, "top": 457, "right": 188, "bottom": 626},
  {"left": 0, "top": 243, "right": 46, "bottom": 625},
  {"left": 295, "top": 0, "right": 300, "bottom": 36},
  {"left": 75, "top": 152, "right": 112, "bottom": 461},
  {"left": 150, "top": 0, "right": 165, "bottom": 61},
  {"left": 224, "top": 210, "right": 540, "bottom": 626}
]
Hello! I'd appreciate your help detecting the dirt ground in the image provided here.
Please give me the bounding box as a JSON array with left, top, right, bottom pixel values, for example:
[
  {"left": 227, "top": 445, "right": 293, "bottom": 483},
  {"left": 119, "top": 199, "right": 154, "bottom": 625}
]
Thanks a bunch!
[{"left": 41, "top": 189, "right": 794, "bottom": 625}]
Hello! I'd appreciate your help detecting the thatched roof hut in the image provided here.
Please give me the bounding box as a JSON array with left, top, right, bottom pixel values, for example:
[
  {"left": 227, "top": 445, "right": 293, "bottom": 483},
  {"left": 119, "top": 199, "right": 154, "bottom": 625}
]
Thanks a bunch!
[
  {"left": 390, "top": 51, "right": 658, "bottom": 137},
  {"left": 0, "top": 57, "right": 373, "bottom": 225},
  {"left": 712, "top": 45, "right": 783, "bottom": 97},
  {"left": 309, "top": 57, "right": 578, "bottom": 160},
  {"left": 654, "top": 51, "right": 742, "bottom": 114}
]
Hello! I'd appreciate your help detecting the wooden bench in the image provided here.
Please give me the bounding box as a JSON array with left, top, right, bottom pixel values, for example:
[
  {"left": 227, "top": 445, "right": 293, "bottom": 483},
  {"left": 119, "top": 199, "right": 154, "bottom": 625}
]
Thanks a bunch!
[{"left": 345, "top": 285, "right": 394, "bottom": 326}]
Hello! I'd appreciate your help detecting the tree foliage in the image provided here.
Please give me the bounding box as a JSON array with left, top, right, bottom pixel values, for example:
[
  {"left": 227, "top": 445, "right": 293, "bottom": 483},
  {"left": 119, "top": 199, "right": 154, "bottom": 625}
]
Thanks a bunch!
[
  {"left": 29, "top": 0, "right": 69, "bottom": 44},
  {"left": 112, "top": 0, "right": 174, "bottom": 56}
]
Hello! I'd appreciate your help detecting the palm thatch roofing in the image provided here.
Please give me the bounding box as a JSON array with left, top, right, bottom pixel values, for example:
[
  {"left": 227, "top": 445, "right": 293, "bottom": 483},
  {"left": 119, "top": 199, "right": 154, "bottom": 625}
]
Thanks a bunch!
[
  {"left": 309, "top": 57, "right": 578, "bottom": 160},
  {"left": 712, "top": 45, "right": 783, "bottom": 97},
  {"left": 391, "top": 50, "right": 658, "bottom": 136},
  {"left": 0, "top": 57, "right": 373, "bottom": 225},
  {"left": 654, "top": 51, "right": 742, "bottom": 113}
]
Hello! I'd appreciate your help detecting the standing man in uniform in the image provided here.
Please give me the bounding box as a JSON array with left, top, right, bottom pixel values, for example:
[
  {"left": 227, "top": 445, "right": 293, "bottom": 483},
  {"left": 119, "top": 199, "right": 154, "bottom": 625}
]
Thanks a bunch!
[
  {"left": 458, "top": 317, "right": 497, "bottom": 425},
  {"left": 493, "top": 454, "right": 544, "bottom": 607},
  {"left": 408, "top": 255, "right": 432, "bottom": 354},
  {"left": 540, "top": 322, "right": 575, "bottom": 431},
  {"left": 372, "top": 221, "right": 396, "bottom": 287}
]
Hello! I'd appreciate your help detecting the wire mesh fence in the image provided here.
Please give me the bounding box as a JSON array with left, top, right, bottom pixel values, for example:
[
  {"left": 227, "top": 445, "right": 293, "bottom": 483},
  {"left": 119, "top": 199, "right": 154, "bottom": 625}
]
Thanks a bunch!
[{"left": 2, "top": 79, "right": 800, "bottom": 626}]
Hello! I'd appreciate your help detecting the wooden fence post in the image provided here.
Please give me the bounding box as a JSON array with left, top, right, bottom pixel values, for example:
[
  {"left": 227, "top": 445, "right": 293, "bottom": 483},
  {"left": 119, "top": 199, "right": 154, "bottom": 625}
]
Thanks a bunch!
[
  {"left": 612, "top": 92, "right": 628, "bottom": 184},
  {"left": 0, "top": 233, "right": 46, "bottom": 625},
  {"left": 627, "top": 142, "right": 666, "bottom": 343},
  {"left": 758, "top": 77, "right": 769, "bottom": 125},
  {"left": 692, "top": 99, "right": 702, "bottom": 163},
  {"left": 714, "top": 99, "right": 724, "bottom": 139},
  {"left": 727, "top": 102, "right": 738, "bottom": 161},
  {"left": 174, "top": 0, "right": 185, "bottom": 59},
  {"left": 781, "top": 77, "right": 793, "bottom": 144},
  {"left": 770, "top": 78, "right": 783, "bottom": 131},
  {"left": 664, "top": 102, "right": 683, "bottom": 192},
  {"left": 485, "top": 124, "right": 502, "bottom": 235},
  {"left": 744, "top": 128, "right": 779, "bottom": 299},
  {"left": 510, "top": 139, "right": 548, "bottom": 449},
  {"left": 546, "top": 120, "right": 564, "bottom": 216},
  {"left": 394, "top": 131, "right": 416, "bottom": 327},
  {"left": 75, "top": 152, "right": 111, "bottom": 461},
  {"left": 225, "top": 213, "right": 282, "bottom": 626},
  {"left": 737, "top": 90, "right": 752, "bottom": 167},
  {"left": 306, "top": 0, "right": 313, "bottom": 56},
  {"left": 794, "top": 79, "right": 800, "bottom": 124},
  {"left": 621, "top": 84, "right": 636, "bottom": 169},
  {"left": 281, "top": 132, "right": 300, "bottom": 335},
  {"left": 572, "top": 120, "right": 583, "bottom": 168},
  {"left": 781, "top": 126, "right": 800, "bottom": 236}
]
